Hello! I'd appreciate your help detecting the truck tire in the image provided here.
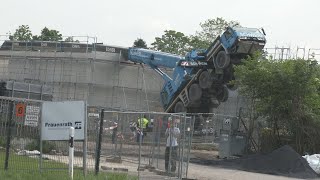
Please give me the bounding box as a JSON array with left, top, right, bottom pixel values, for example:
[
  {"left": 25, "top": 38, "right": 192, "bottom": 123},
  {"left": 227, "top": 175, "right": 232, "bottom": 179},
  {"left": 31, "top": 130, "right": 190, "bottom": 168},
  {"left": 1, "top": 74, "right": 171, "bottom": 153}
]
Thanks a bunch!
[
  {"left": 174, "top": 101, "right": 186, "bottom": 113},
  {"left": 211, "top": 72, "right": 224, "bottom": 84},
  {"left": 188, "top": 83, "right": 202, "bottom": 102},
  {"left": 216, "top": 86, "right": 229, "bottom": 102},
  {"left": 199, "top": 71, "right": 211, "bottom": 89},
  {"left": 214, "top": 51, "right": 230, "bottom": 69}
]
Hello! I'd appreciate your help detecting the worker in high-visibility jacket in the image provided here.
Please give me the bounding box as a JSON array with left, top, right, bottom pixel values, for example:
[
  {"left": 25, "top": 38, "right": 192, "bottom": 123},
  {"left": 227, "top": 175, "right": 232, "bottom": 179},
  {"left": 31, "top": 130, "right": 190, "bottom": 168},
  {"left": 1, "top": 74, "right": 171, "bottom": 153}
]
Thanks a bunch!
[{"left": 136, "top": 115, "right": 149, "bottom": 143}]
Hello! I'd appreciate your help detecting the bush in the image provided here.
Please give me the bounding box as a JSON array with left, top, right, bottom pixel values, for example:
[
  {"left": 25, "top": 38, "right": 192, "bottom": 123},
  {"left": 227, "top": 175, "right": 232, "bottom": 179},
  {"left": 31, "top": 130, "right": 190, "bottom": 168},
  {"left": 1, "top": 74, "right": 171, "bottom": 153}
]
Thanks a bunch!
[{"left": 26, "top": 139, "right": 55, "bottom": 154}]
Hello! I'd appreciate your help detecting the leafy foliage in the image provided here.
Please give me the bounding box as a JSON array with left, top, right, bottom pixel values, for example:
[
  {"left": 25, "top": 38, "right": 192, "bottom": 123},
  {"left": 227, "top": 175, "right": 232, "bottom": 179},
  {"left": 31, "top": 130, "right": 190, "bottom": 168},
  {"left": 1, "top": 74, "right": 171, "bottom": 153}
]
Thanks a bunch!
[
  {"left": 188, "top": 35, "right": 210, "bottom": 50},
  {"left": 193, "top": 17, "right": 240, "bottom": 48},
  {"left": 9, "top": 25, "right": 63, "bottom": 42},
  {"left": 235, "top": 54, "right": 320, "bottom": 153},
  {"left": 133, "top": 38, "right": 148, "bottom": 49},
  {"left": 151, "top": 17, "right": 240, "bottom": 55},
  {"left": 64, "top": 36, "right": 80, "bottom": 43},
  {"left": 151, "top": 30, "right": 190, "bottom": 55},
  {"left": 9, "top": 25, "right": 33, "bottom": 41},
  {"left": 32, "top": 27, "right": 62, "bottom": 41}
]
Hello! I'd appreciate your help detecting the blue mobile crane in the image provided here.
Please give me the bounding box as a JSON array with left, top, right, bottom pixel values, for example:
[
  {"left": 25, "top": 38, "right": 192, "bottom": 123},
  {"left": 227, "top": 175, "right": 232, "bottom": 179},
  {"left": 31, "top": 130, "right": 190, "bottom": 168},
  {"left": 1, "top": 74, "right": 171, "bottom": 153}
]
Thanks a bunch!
[{"left": 127, "top": 26, "right": 266, "bottom": 114}]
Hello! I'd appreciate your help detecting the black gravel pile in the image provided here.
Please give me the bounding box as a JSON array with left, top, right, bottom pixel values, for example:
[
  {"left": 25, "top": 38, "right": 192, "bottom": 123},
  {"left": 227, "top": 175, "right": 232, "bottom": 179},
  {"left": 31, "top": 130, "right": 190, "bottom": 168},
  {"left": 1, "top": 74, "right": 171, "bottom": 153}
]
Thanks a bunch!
[{"left": 190, "top": 145, "right": 319, "bottom": 179}]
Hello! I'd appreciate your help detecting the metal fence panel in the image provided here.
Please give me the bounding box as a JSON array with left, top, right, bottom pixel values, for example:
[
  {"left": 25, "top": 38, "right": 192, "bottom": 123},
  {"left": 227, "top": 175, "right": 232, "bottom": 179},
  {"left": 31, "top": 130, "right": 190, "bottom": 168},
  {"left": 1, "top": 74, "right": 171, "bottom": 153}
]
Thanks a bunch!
[
  {"left": 0, "top": 98, "right": 250, "bottom": 179},
  {"left": 100, "top": 111, "right": 194, "bottom": 179},
  {"left": 0, "top": 97, "right": 96, "bottom": 178}
]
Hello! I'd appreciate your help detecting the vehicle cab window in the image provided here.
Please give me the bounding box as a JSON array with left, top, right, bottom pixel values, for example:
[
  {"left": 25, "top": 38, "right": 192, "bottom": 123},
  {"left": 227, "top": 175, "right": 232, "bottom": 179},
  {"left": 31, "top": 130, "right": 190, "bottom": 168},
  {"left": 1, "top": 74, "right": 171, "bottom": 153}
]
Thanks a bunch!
[{"left": 224, "top": 28, "right": 233, "bottom": 39}]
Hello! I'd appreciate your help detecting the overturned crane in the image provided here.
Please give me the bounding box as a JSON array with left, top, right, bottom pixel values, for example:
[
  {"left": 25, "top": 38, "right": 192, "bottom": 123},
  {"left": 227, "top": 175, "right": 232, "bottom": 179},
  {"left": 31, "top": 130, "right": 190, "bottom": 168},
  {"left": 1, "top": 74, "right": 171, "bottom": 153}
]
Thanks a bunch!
[{"left": 127, "top": 26, "right": 266, "bottom": 115}]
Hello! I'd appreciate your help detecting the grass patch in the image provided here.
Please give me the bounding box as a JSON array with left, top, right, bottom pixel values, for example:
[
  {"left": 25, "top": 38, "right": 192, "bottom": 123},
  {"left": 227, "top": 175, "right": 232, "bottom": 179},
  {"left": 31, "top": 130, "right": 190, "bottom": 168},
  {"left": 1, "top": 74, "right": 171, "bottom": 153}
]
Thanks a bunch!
[
  {"left": 0, "top": 170, "right": 136, "bottom": 180},
  {"left": 0, "top": 151, "right": 67, "bottom": 170},
  {"left": 0, "top": 151, "right": 137, "bottom": 180}
]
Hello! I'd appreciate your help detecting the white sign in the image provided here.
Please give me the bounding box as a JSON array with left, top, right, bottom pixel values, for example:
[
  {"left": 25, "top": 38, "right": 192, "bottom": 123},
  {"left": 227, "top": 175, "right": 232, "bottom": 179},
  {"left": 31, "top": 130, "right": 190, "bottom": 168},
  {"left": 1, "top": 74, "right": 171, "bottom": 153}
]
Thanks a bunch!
[
  {"left": 27, "top": 106, "right": 40, "bottom": 114},
  {"left": 25, "top": 105, "right": 40, "bottom": 127},
  {"left": 88, "top": 113, "right": 99, "bottom": 118},
  {"left": 41, "top": 101, "right": 86, "bottom": 141}
]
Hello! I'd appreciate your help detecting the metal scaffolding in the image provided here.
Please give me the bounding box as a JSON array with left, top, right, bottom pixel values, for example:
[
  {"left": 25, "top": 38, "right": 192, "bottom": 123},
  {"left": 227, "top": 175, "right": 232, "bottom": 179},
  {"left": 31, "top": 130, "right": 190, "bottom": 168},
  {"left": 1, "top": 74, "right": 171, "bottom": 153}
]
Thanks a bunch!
[{"left": 0, "top": 36, "right": 163, "bottom": 111}]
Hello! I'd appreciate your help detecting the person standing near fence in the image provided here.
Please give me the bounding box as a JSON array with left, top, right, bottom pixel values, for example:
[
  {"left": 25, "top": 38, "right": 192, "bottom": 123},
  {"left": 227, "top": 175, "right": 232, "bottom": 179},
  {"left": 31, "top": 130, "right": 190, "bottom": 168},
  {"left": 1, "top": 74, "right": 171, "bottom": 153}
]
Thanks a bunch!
[
  {"left": 165, "top": 117, "right": 180, "bottom": 173},
  {"left": 136, "top": 115, "right": 149, "bottom": 143},
  {"left": 129, "top": 121, "right": 137, "bottom": 140},
  {"left": 104, "top": 122, "right": 118, "bottom": 144}
]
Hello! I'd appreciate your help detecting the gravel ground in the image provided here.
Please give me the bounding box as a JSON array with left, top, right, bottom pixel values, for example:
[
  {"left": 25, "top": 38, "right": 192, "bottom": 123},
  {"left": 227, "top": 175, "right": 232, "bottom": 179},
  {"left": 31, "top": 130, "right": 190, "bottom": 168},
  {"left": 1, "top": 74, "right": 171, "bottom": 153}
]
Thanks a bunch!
[
  {"left": 42, "top": 153, "right": 320, "bottom": 180},
  {"left": 187, "top": 164, "right": 314, "bottom": 180},
  {"left": 190, "top": 146, "right": 319, "bottom": 179}
]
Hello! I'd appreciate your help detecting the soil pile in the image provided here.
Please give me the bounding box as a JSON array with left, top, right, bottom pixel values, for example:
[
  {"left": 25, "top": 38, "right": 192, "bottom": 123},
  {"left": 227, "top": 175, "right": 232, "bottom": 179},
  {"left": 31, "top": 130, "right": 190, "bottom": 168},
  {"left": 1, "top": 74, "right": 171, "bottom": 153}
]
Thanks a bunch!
[{"left": 190, "top": 145, "right": 319, "bottom": 179}]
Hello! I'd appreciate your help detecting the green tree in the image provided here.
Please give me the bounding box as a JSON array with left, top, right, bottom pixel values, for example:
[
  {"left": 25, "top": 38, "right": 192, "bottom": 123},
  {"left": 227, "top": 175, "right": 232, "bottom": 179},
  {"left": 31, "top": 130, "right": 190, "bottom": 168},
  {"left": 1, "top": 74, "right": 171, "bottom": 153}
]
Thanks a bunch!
[
  {"left": 192, "top": 17, "right": 240, "bottom": 48},
  {"left": 133, "top": 38, "right": 148, "bottom": 49},
  {"left": 188, "top": 35, "right": 209, "bottom": 50},
  {"left": 33, "top": 27, "right": 62, "bottom": 41},
  {"left": 151, "top": 17, "right": 240, "bottom": 54},
  {"left": 151, "top": 30, "right": 190, "bottom": 55},
  {"left": 64, "top": 36, "right": 80, "bottom": 43},
  {"left": 235, "top": 54, "right": 320, "bottom": 153},
  {"left": 9, "top": 25, "right": 33, "bottom": 41}
]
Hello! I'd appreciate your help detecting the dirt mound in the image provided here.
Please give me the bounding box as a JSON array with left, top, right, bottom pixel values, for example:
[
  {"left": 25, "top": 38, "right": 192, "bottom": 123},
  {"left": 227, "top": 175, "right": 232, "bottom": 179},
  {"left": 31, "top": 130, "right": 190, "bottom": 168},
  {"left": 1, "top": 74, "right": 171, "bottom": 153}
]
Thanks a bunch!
[{"left": 190, "top": 145, "right": 319, "bottom": 179}]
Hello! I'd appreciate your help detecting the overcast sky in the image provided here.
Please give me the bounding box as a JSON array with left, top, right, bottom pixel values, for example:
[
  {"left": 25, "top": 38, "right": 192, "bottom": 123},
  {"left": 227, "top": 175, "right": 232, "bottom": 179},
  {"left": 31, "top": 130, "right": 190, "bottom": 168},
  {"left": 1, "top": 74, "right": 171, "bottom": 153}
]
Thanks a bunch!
[{"left": 1, "top": 0, "right": 319, "bottom": 50}]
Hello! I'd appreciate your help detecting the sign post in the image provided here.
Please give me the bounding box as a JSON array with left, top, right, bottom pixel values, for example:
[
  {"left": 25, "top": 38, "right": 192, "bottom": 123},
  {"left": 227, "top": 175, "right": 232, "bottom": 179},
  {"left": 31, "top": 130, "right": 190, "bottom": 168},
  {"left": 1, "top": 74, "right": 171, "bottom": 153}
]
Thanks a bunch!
[
  {"left": 95, "top": 108, "right": 104, "bottom": 175},
  {"left": 69, "top": 127, "right": 75, "bottom": 180}
]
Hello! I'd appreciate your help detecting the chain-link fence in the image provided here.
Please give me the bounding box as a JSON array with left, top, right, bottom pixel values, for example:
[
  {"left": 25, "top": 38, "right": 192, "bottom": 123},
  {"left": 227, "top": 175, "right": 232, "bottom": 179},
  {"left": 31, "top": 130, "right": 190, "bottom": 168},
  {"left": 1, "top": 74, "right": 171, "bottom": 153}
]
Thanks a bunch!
[
  {"left": 97, "top": 110, "right": 254, "bottom": 179},
  {"left": 0, "top": 97, "right": 197, "bottom": 179},
  {"left": 0, "top": 96, "right": 42, "bottom": 170},
  {"left": 0, "top": 95, "right": 256, "bottom": 179},
  {"left": 99, "top": 111, "right": 195, "bottom": 179},
  {"left": 0, "top": 97, "right": 95, "bottom": 179}
]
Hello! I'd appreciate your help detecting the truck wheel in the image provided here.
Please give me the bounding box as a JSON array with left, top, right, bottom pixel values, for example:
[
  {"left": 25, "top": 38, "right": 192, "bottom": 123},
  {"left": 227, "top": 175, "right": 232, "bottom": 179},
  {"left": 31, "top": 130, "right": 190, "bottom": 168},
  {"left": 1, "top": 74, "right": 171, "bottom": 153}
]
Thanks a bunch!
[
  {"left": 199, "top": 71, "right": 211, "bottom": 89},
  {"left": 188, "top": 83, "right": 202, "bottom": 102},
  {"left": 215, "top": 51, "right": 230, "bottom": 69},
  {"left": 216, "top": 86, "right": 229, "bottom": 102},
  {"left": 211, "top": 72, "right": 224, "bottom": 84},
  {"left": 174, "top": 101, "right": 186, "bottom": 113}
]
